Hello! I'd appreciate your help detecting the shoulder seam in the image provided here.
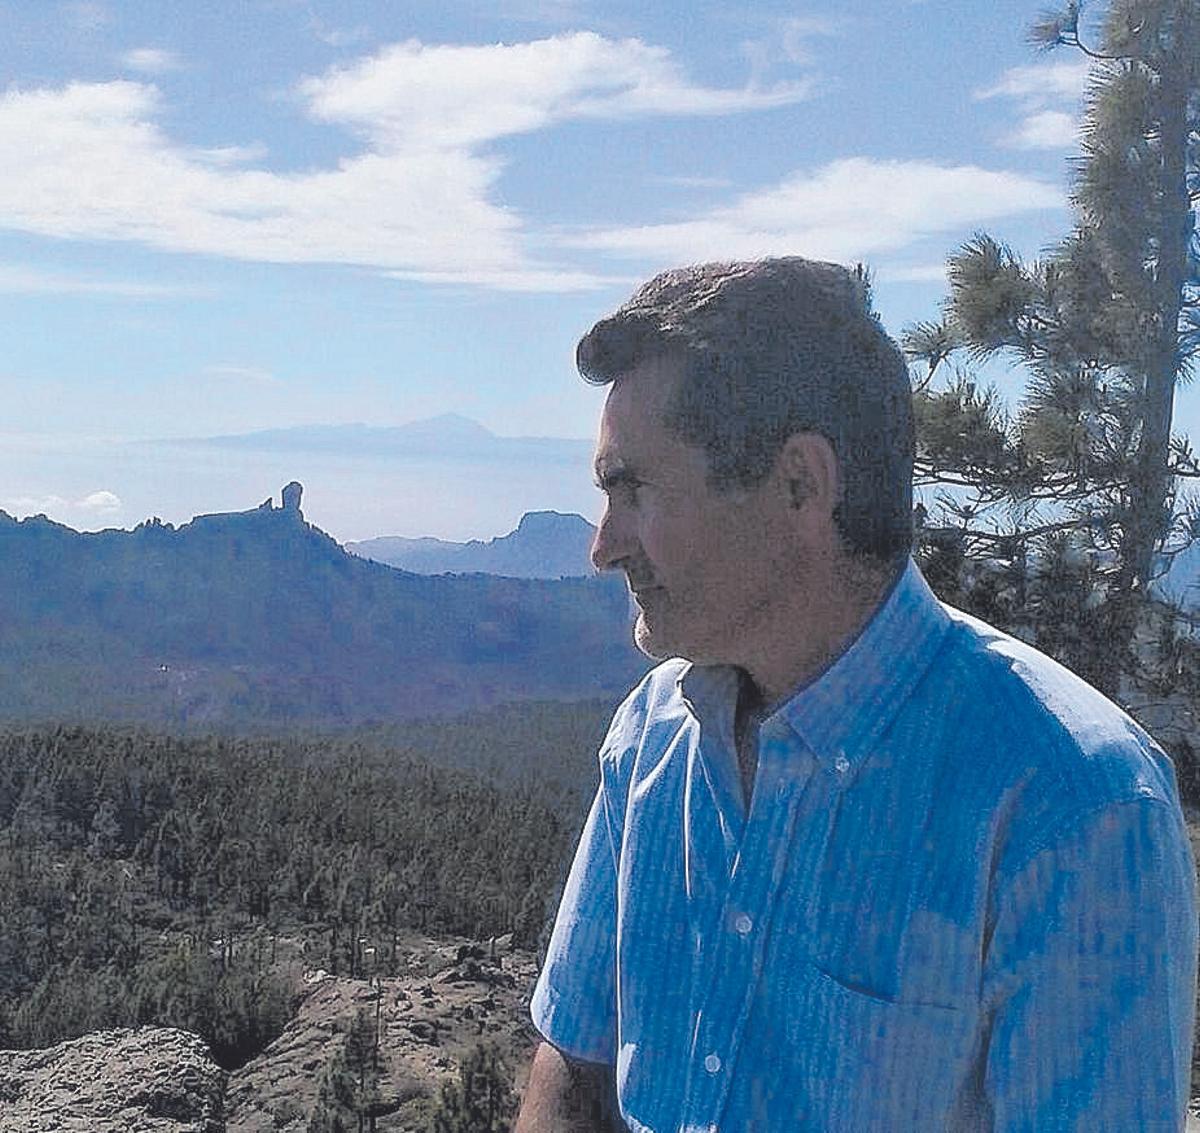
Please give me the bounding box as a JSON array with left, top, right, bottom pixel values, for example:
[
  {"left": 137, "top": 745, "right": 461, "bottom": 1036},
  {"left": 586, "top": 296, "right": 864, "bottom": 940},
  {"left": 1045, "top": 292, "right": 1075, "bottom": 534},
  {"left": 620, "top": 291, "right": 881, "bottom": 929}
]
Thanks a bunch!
[
  {"left": 944, "top": 615, "right": 1152, "bottom": 804},
  {"left": 1004, "top": 792, "right": 1176, "bottom": 879}
]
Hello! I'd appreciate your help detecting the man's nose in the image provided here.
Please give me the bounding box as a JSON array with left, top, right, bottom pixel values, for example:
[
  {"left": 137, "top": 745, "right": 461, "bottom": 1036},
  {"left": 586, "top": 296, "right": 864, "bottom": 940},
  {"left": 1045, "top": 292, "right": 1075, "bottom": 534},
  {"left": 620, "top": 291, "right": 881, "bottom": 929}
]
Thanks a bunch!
[{"left": 591, "top": 503, "right": 631, "bottom": 573}]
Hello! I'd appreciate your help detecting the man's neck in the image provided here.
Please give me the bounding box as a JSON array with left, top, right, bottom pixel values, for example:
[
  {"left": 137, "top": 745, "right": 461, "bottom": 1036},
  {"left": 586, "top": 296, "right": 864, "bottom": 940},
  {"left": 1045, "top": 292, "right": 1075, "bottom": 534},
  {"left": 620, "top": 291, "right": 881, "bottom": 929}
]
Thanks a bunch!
[
  {"left": 742, "top": 554, "right": 900, "bottom": 710},
  {"left": 728, "top": 556, "right": 897, "bottom": 809},
  {"left": 733, "top": 672, "right": 763, "bottom": 808}
]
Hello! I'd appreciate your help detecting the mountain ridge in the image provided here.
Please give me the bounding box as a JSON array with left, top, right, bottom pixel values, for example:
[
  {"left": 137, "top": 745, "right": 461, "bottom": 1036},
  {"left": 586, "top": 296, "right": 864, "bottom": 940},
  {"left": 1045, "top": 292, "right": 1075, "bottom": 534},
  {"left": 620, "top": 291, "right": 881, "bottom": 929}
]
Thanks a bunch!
[
  {"left": 347, "top": 509, "right": 597, "bottom": 578},
  {"left": 0, "top": 484, "right": 642, "bottom": 728}
]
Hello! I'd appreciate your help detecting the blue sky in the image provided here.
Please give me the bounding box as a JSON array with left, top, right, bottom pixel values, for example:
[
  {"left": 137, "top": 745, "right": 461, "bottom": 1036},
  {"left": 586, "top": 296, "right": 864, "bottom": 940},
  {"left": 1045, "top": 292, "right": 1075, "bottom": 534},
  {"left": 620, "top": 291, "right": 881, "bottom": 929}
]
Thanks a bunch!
[{"left": 3, "top": 0, "right": 1195, "bottom": 541}]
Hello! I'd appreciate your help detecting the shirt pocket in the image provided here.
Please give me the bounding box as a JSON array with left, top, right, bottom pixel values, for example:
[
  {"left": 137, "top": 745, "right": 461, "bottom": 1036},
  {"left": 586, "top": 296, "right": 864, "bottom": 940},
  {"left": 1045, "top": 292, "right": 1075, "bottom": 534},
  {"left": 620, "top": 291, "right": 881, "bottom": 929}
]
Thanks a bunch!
[{"left": 757, "top": 959, "right": 980, "bottom": 1131}]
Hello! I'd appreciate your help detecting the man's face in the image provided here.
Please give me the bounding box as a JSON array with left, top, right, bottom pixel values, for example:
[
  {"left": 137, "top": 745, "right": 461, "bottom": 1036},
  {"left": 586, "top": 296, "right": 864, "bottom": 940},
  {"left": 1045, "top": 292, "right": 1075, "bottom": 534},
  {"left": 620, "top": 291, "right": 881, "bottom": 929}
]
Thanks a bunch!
[{"left": 590, "top": 357, "right": 800, "bottom": 665}]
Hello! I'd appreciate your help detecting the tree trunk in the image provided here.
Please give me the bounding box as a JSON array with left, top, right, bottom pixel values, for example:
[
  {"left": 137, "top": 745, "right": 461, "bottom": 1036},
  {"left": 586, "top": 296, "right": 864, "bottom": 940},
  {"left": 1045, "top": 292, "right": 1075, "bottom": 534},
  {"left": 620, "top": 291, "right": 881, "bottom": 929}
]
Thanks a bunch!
[{"left": 1126, "top": 41, "right": 1192, "bottom": 592}]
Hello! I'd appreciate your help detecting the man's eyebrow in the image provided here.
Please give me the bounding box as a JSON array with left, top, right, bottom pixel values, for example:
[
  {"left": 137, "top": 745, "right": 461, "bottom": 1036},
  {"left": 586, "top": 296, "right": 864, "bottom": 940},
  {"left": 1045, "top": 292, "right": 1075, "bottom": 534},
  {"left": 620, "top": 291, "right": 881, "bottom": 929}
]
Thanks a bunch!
[{"left": 592, "top": 458, "right": 638, "bottom": 491}]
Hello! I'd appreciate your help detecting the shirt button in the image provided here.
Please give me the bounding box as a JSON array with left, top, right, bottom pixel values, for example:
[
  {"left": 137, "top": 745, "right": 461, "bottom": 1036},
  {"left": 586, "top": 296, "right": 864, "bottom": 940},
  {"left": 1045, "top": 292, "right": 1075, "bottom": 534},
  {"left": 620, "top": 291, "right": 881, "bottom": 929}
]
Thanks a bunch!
[
  {"left": 704, "top": 1053, "right": 722, "bottom": 1074},
  {"left": 834, "top": 753, "right": 850, "bottom": 774},
  {"left": 733, "top": 913, "right": 753, "bottom": 935}
]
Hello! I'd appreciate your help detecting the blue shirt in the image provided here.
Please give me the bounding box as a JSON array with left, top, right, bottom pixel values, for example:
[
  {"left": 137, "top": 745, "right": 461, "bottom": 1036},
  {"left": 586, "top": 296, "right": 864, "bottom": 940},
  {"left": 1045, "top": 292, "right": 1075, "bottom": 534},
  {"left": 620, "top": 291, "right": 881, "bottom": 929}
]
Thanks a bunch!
[{"left": 530, "top": 559, "right": 1198, "bottom": 1131}]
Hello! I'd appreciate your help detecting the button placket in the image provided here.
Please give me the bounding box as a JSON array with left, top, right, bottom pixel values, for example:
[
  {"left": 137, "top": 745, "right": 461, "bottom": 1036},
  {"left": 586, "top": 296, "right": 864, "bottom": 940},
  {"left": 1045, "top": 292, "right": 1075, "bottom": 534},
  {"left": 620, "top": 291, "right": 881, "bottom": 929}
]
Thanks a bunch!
[{"left": 682, "top": 732, "right": 811, "bottom": 1131}]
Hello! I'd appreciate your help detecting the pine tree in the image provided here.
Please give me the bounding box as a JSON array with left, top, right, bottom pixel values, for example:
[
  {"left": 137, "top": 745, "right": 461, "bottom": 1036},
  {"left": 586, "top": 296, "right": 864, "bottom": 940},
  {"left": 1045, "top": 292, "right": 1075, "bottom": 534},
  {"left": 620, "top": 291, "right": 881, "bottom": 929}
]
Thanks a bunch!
[
  {"left": 308, "top": 1008, "right": 381, "bottom": 1133},
  {"left": 429, "top": 1042, "right": 518, "bottom": 1133},
  {"left": 908, "top": 0, "right": 1200, "bottom": 696}
]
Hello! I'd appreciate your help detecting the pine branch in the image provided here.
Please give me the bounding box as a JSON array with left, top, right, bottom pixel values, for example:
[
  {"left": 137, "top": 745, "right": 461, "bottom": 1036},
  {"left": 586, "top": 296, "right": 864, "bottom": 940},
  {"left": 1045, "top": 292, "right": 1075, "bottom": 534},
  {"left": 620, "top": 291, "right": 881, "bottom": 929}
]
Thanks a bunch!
[
  {"left": 902, "top": 319, "right": 962, "bottom": 392},
  {"left": 1028, "top": 1, "right": 1123, "bottom": 58}
]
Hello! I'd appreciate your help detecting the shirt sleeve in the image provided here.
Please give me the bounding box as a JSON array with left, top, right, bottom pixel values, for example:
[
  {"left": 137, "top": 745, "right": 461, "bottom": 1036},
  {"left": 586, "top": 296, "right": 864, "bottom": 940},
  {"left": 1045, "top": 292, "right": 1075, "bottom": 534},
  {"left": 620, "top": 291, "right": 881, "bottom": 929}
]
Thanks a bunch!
[
  {"left": 982, "top": 794, "right": 1198, "bottom": 1131},
  {"left": 530, "top": 781, "right": 620, "bottom": 1065}
]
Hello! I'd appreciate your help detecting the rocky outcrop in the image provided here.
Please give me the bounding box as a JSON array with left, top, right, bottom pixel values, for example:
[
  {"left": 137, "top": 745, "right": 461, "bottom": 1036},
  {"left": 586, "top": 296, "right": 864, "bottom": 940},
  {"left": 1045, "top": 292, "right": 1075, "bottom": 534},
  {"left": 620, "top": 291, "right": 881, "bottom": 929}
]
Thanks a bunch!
[
  {"left": 224, "top": 936, "right": 539, "bottom": 1131},
  {"left": 281, "top": 482, "right": 303, "bottom": 514},
  {"left": 0, "top": 937, "right": 538, "bottom": 1132},
  {"left": 0, "top": 1027, "right": 225, "bottom": 1132}
]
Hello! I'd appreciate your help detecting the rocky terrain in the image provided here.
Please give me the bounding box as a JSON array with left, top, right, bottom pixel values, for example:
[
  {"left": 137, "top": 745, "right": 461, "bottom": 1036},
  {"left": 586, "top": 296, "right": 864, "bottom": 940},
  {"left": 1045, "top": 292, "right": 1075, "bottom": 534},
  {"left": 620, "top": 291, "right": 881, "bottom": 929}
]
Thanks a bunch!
[
  {"left": 0, "top": 1027, "right": 225, "bottom": 1132},
  {"left": 3, "top": 919, "right": 1200, "bottom": 1130},
  {"left": 0, "top": 934, "right": 540, "bottom": 1132},
  {"left": 224, "top": 935, "right": 539, "bottom": 1131}
]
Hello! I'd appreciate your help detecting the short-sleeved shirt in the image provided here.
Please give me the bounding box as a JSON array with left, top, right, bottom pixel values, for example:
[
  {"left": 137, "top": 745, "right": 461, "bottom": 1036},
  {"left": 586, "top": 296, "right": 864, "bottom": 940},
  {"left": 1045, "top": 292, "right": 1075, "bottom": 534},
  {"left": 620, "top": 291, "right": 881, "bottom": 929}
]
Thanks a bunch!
[{"left": 530, "top": 558, "right": 1198, "bottom": 1131}]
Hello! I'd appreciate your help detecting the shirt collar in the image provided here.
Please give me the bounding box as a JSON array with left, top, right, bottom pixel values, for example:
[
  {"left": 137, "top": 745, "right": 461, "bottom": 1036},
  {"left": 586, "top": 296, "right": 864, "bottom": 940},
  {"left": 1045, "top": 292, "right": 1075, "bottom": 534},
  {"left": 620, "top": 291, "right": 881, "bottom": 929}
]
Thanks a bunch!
[
  {"left": 677, "top": 662, "right": 743, "bottom": 740},
  {"left": 678, "top": 557, "right": 950, "bottom": 775}
]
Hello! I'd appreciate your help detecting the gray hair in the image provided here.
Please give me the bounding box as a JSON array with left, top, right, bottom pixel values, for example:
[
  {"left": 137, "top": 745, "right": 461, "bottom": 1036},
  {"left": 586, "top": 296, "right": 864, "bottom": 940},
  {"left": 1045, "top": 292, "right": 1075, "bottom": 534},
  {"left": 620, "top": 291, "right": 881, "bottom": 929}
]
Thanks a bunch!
[{"left": 576, "top": 257, "right": 914, "bottom": 562}]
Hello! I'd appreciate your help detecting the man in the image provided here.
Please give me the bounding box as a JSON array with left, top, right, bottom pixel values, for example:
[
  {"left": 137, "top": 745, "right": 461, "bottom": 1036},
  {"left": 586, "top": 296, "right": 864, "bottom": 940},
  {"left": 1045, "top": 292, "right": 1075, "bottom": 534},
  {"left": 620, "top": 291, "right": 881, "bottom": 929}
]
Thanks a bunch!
[{"left": 515, "top": 258, "right": 1198, "bottom": 1131}]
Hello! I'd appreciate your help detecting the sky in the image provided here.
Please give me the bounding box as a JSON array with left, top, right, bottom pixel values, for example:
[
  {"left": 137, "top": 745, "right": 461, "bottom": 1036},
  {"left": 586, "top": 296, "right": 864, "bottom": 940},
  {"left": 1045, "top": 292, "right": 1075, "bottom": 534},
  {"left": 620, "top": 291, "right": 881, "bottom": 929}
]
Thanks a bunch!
[{"left": 3, "top": 0, "right": 1197, "bottom": 542}]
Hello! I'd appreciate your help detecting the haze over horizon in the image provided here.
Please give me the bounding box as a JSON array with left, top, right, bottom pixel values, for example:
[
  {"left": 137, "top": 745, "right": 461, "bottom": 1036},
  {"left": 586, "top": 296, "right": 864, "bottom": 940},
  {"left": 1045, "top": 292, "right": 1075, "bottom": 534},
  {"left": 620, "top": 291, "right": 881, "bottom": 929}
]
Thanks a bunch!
[
  {"left": 5, "top": 1, "right": 1200, "bottom": 541},
  {"left": 2, "top": 413, "right": 600, "bottom": 543}
]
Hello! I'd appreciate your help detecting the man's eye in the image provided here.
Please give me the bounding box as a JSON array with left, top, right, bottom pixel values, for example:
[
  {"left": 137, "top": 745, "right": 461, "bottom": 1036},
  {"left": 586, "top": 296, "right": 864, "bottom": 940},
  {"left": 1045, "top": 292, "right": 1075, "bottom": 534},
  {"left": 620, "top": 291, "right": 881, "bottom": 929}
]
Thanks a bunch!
[{"left": 595, "top": 473, "right": 646, "bottom": 503}]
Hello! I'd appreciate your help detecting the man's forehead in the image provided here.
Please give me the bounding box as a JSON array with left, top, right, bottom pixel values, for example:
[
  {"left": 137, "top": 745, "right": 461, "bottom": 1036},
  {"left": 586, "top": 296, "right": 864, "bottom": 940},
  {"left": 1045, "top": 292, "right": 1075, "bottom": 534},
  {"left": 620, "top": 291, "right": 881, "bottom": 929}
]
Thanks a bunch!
[
  {"left": 598, "top": 361, "right": 677, "bottom": 432},
  {"left": 593, "top": 392, "right": 660, "bottom": 464},
  {"left": 619, "top": 350, "right": 684, "bottom": 389}
]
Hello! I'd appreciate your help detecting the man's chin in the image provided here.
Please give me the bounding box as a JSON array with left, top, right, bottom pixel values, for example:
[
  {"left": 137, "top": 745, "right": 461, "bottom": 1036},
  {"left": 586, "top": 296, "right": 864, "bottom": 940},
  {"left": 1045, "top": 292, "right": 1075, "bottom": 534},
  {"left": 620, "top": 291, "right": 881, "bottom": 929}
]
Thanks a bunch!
[{"left": 633, "top": 616, "right": 671, "bottom": 661}]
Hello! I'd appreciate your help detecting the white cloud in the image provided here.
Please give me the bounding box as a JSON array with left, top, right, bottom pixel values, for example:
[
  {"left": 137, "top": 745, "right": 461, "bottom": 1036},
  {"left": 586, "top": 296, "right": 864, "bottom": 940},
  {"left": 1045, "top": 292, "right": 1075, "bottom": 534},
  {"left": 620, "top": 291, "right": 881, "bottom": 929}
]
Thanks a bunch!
[
  {"left": 0, "top": 263, "right": 192, "bottom": 297},
  {"left": 974, "top": 60, "right": 1092, "bottom": 103},
  {"left": 4, "top": 494, "right": 69, "bottom": 515},
  {"left": 974, "top": 59, "right": 1090, "bottom": 150},
  {"left": 78, "top": 490, "right": 122, "bottom": 512},
  {"left": 1, "top": 489, "right": 121, "bottom": 517},
  {"left": 1004, "top": 110, "right": 1078, "bottom": 150},
  {"left": 384, "top": 266, "right": 616, "bottom": 292},
  {"left": 779, "top": 16, "right": 840, "bottom": 66},
  {"left": 300, "top": 32, "right": 810, "bottom": 150},
  {"left": 190, "top": 143, "right": 269, "bottom": 167},
  {"left": 741, "top": 15, "right": 840, "bottom": 75},
  {"left": 0, "top": 34, "right": 810, "bottom": 291},
  {"left": 121, "top": 48, "right": 180, "bottom": 75},
  {"left": 0, "top": 79, "right": 533, "bottom": 282},
  {"left": 573, "top": 158, "right": 1063, "bottom": 264}
]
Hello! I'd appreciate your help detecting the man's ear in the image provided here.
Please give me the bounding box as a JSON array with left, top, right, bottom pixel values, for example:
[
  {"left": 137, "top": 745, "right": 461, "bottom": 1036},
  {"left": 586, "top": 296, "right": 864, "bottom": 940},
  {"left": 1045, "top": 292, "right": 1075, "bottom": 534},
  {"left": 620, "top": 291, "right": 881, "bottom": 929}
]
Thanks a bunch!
[{"left": 775, "top": 432, "right": 839, "bottom": 520}]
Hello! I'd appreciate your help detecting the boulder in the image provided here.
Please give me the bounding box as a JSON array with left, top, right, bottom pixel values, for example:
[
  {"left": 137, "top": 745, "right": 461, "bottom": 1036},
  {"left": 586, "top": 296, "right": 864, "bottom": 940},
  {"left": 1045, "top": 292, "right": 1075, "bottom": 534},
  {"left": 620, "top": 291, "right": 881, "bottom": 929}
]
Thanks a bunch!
[{"left": 0, "top": 1027, "right": 224, "bottom": 1132}]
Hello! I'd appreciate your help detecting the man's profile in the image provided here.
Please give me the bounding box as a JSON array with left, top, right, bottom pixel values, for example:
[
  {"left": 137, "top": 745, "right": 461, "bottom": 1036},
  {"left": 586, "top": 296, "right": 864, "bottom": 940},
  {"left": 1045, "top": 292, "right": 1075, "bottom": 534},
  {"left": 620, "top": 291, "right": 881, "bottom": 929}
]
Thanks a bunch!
[{"left": 515, "top": 258, "right": 1198, "bottom": 1131}]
